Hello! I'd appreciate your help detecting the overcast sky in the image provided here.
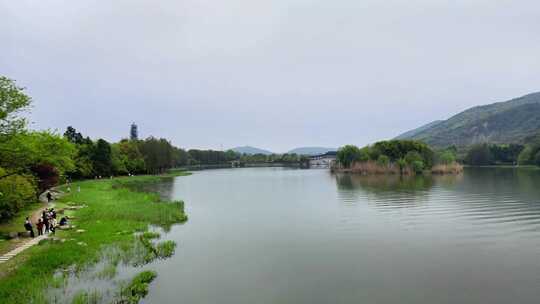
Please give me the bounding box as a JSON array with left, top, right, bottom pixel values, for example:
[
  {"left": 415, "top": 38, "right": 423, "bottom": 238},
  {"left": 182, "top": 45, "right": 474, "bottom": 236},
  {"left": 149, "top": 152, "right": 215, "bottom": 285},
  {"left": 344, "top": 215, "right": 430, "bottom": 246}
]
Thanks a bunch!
[{"left": 1, "top": 0, "right": 539, "bottom": 152}]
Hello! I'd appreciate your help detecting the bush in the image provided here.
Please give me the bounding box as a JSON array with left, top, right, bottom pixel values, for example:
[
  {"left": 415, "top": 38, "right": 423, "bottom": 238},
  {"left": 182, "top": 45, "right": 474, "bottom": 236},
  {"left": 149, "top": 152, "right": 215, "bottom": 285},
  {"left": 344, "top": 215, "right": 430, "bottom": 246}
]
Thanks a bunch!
[{"left": 0, "top": 169, "right": 37, "bottom": 221}]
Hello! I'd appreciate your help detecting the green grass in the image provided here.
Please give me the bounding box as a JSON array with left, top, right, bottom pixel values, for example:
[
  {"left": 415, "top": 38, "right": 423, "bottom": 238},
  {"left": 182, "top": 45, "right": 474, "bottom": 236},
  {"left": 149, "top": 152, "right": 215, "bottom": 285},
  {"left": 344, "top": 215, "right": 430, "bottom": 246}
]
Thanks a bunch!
[
  {"left": 0, "top": 173, "right": 189, "bottom": 303},
  {"left": 118, "top": 270, "right": 158, "bottom": 304}
]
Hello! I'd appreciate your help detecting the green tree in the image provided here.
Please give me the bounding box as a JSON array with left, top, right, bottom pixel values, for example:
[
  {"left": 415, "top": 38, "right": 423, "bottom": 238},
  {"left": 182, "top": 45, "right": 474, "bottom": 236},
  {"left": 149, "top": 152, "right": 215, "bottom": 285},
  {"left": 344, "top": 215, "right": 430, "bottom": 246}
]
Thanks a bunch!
[
  {"left": 0, "top": 168, "right": 36, "bottom": 221},
  {"left": 0, "top": 76, "right": 32, "bottom": 138},
  {"left": 337, "top": 145, "right": 362, "bottom": 168},
  {"left": 0, "top": 131, "right": 76, "bottom": 176},
  {"left": 534, "top": 150, "right": 540, "bottom": 167},
  {"left": 404, "top": 151, "right": 423, "bottom": 165},
  {"left": 377, "top": 155, "right": 390, "bottom": 166},
  {"left": 92, "top": 139, "right": 112, "bottom": 176},
  {"left": 465, "top": 144, "right": 493, "bottom": 166},
  {"left": 438, "top": 150, "right": 456, "bottom": 165},
  {"left": 412, "top": 160, "right": 424, "bottom": 174},
  {"left": 518, "top": 146, "right": 533, "bottom": 165}
]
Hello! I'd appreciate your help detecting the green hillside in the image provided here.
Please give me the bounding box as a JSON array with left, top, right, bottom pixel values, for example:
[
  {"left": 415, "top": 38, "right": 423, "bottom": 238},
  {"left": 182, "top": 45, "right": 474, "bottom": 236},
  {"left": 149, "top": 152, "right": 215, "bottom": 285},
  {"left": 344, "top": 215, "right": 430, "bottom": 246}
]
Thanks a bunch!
[
  {"left": 395, "top": 120, "right": 443, "bottom": 139},
  {"left": 398, "top": 92, "right": 540, "bottom": 147}
]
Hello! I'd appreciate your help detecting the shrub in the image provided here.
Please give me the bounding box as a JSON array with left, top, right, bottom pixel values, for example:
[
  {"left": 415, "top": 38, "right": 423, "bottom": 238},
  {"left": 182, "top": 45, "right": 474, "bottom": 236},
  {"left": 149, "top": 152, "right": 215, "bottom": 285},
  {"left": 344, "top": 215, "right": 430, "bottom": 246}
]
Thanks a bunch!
[{"left": 0, "top": 169, "right": 37, "bottom": 221}]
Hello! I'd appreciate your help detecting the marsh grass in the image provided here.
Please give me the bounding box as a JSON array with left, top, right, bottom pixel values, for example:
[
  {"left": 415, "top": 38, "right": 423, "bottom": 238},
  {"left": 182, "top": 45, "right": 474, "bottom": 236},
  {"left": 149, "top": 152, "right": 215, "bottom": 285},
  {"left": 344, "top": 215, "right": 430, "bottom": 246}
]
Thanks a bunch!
[
  {"left": 118, "top": 270, "right": 157, "bottom": 304},
  {"left": 0, "top": 173, "right": 189, "bottom": 303},
  {"left": 431, "top": 162, "right": 464, "bottom": 174}
]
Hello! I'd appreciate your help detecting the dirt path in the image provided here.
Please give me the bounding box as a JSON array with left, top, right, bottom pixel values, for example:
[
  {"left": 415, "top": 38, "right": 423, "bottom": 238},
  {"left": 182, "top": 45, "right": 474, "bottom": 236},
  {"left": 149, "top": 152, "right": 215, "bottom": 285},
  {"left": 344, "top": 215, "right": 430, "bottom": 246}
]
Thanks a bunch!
[{"left": 0, "top": 189, "right": 63, "bottom": 262}]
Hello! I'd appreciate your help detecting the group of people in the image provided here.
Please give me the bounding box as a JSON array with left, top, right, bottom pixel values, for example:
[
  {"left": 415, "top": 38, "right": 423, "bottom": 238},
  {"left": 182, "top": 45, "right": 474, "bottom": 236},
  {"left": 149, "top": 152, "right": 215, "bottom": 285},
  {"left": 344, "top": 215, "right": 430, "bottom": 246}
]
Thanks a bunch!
[{"left": 24, "top": 209, "right": 69, "bottom": 238}]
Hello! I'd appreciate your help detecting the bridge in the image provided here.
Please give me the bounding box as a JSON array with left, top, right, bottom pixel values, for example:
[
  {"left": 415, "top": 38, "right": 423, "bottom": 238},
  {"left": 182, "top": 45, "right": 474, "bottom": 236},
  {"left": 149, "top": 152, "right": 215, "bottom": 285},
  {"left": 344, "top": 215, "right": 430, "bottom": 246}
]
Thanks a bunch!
[{"left": 309, "top": 151, "right": 337, "bottom": 168}]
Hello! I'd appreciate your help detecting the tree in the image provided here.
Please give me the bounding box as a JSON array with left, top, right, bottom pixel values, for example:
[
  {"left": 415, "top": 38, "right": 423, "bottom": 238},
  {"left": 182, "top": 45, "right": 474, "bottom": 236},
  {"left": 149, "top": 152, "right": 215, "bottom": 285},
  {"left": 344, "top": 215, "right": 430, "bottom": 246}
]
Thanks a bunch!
[
  {"left": 0, "top": 168, "right": 36, "bottom": 221},
  {"left": 31, "top": 163, "right": 59, "bottom": 193},
  {"left": 64, "top": 126, "right": 85, "bottom": 144},
  {"left": 438, "top": 151, "right": 456, "bottom": 165},
  {"left": 377, "top": 154, "right": 390, "bottom": 166},
  {"left": 404, "top": 151, "right": 423, "bottom": 165},
  {"left": 535, "top": 151, "right": 540, "bottom": 167},
  {"left": 465, "top": 144, "right": 493, "bottom": 166},
  {"left": 518, "top": 146, "right": 533, "bottom": 165},
  {"left": 92, "top": 139, "right": 112, "bottom": 176},
  {"left": 411, "top": 160, "right": 424, "bottom": 174},
  {"left": 0, "top": 131, "right": 76, "bottom": 176},
  {"left": 372, "top": 140, "right": 434, "bottom": 168},
  {"left": 337, "top": 145, "right": 362, "bottom": 168},
  {"left": 116, "top": 140, "right": 146, "bottom": 173},
  {"left": 0, "top": 76, "right": 32, "bottom": 138}
]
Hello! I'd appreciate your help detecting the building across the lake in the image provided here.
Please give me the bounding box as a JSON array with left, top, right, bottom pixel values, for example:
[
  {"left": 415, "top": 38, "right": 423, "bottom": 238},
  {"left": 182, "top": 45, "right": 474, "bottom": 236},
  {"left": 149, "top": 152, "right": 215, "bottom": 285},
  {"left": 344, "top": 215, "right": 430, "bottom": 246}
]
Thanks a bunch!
[{"left": 309, "top": 151, "right": 337, "bottom": 168}]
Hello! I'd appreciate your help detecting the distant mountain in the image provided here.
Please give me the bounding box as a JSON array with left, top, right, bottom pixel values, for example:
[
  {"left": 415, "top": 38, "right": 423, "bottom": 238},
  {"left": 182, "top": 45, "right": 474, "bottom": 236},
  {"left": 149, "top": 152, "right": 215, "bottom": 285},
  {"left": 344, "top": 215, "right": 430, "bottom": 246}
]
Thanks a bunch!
[
  {"left": 396, "top": 92, "right": 540, "bottom": 147},
  {"left": 395, "top": 120, "right": 443, "bottom": 139},
  {"left": 231, "top": 146, "right": 273, "bottom": 155},
  {"left": 287, "top": 147, "right": 337, "bottom": 155}
]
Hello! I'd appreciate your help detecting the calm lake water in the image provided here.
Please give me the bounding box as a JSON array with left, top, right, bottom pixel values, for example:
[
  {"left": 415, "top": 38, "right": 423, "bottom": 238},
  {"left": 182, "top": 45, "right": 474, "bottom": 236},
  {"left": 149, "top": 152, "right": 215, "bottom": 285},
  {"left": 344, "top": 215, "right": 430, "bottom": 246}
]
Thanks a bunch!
[{"left": 145, "top": 167, "right": 540, "bottom": 304}]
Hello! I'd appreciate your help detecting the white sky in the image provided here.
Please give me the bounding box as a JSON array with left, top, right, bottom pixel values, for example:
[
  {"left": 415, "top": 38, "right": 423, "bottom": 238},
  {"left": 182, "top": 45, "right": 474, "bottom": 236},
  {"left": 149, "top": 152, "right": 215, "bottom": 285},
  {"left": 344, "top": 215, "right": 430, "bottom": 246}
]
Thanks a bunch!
[{"left": 1, "top": 0, "right": 539, "bottom": 152}]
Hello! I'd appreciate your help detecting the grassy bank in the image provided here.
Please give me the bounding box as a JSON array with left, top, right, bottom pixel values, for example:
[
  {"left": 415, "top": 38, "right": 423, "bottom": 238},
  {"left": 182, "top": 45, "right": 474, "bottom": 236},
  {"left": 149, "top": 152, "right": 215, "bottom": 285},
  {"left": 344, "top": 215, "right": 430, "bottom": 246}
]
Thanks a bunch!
[{"left": 0, "top": 172, "right": 190, "bottom": 303}]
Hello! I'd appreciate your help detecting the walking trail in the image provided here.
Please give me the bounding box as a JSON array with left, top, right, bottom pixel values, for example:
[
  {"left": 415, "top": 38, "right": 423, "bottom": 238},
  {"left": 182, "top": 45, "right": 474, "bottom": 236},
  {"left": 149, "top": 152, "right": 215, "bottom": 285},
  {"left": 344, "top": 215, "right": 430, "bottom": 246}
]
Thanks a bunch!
[{"left": 0, "top": 189, "right": 61, "bottom": 264}]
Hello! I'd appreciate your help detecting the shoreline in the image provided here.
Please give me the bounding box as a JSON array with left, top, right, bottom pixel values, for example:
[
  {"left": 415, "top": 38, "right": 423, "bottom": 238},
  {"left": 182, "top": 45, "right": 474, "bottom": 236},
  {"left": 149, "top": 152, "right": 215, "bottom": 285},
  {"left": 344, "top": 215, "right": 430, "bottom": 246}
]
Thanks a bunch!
[{"left": 0, "top": 171, "right": 190, "bottom": 303}]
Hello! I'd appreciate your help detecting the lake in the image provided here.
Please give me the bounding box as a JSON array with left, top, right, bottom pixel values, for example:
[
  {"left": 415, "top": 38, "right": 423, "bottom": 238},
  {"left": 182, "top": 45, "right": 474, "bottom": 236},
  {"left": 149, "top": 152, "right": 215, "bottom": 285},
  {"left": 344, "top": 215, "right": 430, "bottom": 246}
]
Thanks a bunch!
[{"left": 145, "top": 167, "right": 540, "bottom": 303}]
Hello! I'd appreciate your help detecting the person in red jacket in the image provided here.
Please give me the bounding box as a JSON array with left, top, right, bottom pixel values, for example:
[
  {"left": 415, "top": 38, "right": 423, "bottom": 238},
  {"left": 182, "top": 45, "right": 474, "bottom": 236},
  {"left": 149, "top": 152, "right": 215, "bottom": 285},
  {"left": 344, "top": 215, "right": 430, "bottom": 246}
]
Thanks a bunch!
[{"left": 36, "top": 218, "right": 44, "bottom": 236}]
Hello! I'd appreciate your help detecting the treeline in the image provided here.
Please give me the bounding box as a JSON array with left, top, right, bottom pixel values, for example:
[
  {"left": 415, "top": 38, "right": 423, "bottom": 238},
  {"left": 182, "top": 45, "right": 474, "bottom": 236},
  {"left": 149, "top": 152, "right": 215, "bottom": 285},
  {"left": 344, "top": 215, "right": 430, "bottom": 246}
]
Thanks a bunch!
[
  {"left": 464, "top": 144, "right": 524, "bottom": 166},
  {"left": 0, "top": 77, "right": 77, "bottom": 220},
  {"left": 463, "top": 137, "right": 540, "bottom": 167},
  {"left": 335, "top": 140, "right": 461, "bottom": 175},
  {"left": 183, "top": 150, "right": 306, "bottom": 166},
  {"left": 65, "top": 127, "right": 190, "bottom": 178}
]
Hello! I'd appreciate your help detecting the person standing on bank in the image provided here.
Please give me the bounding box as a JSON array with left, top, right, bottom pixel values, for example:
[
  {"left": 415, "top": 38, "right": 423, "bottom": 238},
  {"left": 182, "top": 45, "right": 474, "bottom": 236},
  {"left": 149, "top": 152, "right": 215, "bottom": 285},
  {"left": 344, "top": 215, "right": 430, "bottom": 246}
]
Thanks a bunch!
[
  {"left": 37, "top": 218, "right": 44, "bottom": 236},
  {"left": 24, "top": 217, "right": 35, "bottom": 238},
  {"left": 43, "top": 211, "right": 50, "bottom": 234},
  {"left": 50, "top": 217, "right": 57, "bottom": 235},
  {"left": 46, "top": 191, "right": 53, "bottom": 203}
]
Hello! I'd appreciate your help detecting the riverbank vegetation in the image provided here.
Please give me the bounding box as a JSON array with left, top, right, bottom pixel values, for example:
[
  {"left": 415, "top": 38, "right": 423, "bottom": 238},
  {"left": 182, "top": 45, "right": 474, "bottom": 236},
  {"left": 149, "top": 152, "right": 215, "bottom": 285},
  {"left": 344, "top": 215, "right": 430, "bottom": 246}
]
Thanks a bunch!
[
  {"left": 0, "top": 174, "right": 188, "bottom": 303},
  {"left": 464, "top": 143, "right": 524, "bottom": 166},
  {"left": 462, "top": 136, "right": 540, "bottom": 167},
  {"left": 334, "top": 140, "right": 463, "bottom": 175}
]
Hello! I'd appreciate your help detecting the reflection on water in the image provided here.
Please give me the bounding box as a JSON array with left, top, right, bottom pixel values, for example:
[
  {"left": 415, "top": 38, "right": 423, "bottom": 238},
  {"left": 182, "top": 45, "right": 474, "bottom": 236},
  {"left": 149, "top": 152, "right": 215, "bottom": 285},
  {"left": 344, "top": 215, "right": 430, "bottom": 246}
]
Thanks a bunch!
[
  {"left": 335, "top": 174, "right": 437, "bottom": 208},
  {"left": 140, "top": 167, "right": 540, "bottom": 304},
  {"left": 46, "top": 228, "right": 176, "bottom": 303}
]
